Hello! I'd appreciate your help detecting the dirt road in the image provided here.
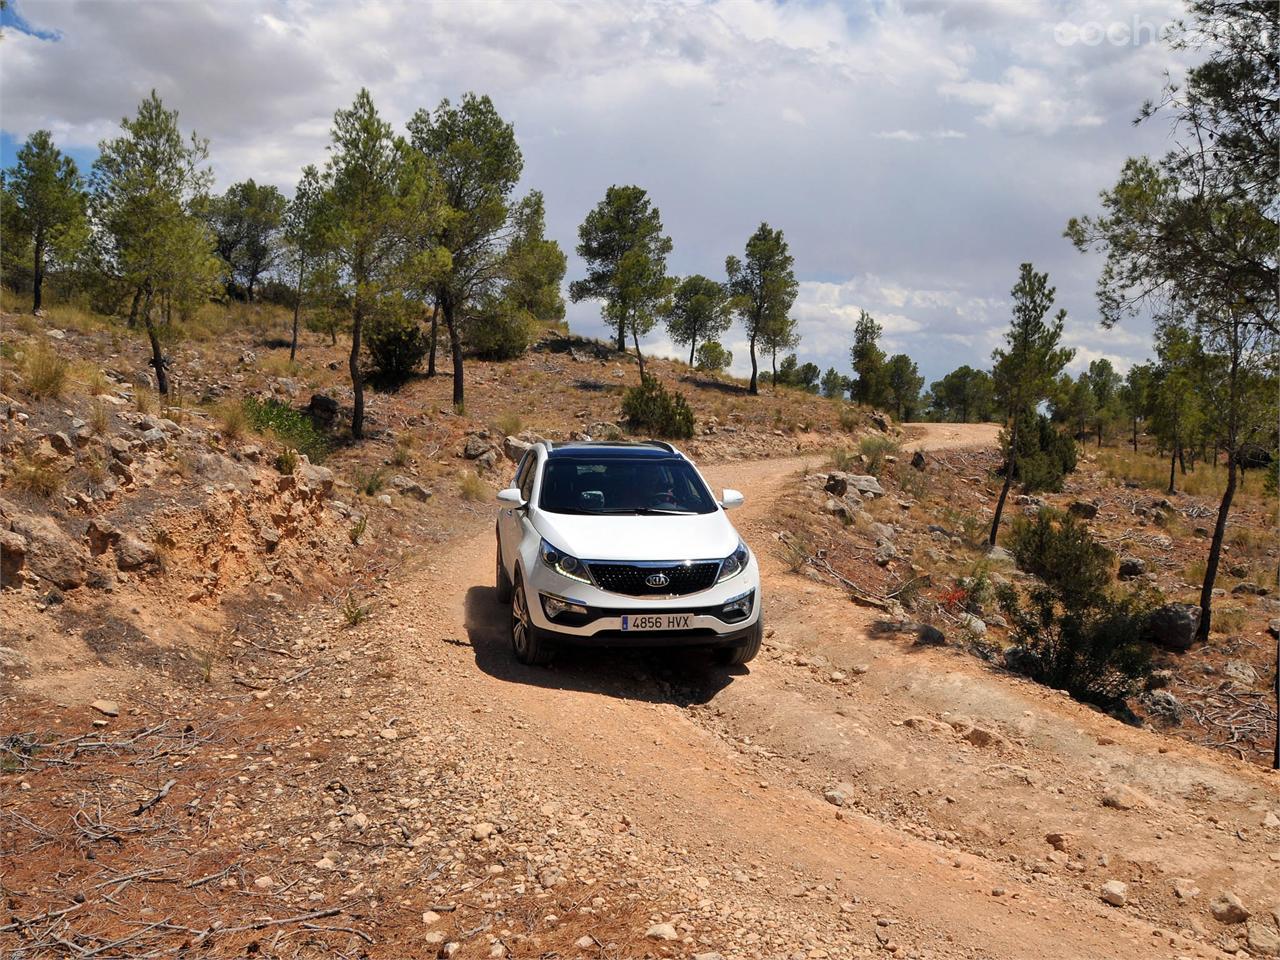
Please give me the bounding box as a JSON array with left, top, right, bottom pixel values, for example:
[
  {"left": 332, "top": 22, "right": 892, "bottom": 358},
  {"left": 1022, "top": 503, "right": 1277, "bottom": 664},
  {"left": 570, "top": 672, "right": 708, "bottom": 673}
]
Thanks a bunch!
[{"left": 376, "top": 423, "right": 1276, "bottom": 959}]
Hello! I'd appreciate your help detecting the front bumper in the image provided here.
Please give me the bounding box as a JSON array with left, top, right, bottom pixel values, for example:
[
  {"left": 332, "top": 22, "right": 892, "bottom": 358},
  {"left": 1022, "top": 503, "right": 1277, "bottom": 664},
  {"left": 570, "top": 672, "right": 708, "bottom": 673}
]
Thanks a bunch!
[{"left": 521, "top": 554, "right": 761, "bottom": 647}]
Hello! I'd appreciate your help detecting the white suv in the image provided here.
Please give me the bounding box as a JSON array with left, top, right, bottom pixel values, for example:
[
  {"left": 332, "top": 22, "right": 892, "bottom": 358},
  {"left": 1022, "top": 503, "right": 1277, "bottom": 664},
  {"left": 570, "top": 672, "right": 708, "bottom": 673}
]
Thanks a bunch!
[{"left": 495, "top": 441, "right": 762, "bottom": 666}]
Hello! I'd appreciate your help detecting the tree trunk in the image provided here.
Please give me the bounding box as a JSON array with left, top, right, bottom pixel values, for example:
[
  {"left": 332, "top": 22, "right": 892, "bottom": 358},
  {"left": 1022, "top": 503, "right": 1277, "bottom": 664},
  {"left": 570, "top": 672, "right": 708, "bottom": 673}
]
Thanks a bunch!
[
  {"left": 1273, "top": 633, "right": 1279, "bottom": 770},
  {"left": 444, "top": 300, "right": 464, "bottom": 408},
  {"left": 1178, "top": 446, "right": 1188, "bottom": 475},
  {"left": 1131, "top": 416, "right": 1138, "bottom": 452},
  {"left": 632, "top": 324, "right": 646, "bottom": 380},
  {"left": 615, "top": 318, "right": 626, "bottom": 353},
  {"left": 141, "top": 286, "right": 169, "bottom": 396},
  {"left": 748, "top": 332, "right": 759, "bottom": 396},
  {"left": 290, "top": 253, "right": 305, "bottom": 363},
  {"left": 988, "top": 419, "right": 1017, "bottom": 546},
  {"left": 31, "top": 233, "right": 44, "bottom": 313},
  {"left": 689, "top": 339, "right": 696, "bottom": 367},
  {"left": 127, "top": 286, "right": 143, "bottom": 329},
  {"left": 427, "top": 301, "right": 439, "bottom": 378},
  {"left": 350, "top": 299, "right": 365, "bottom": 439},
  {"left": 771, "top": 349, "right": 778, "bottom": 393},
  {"left": 1097, "top": 420, "right": 1103, "bottom": 448},
  {"left": 1196, "top": 455, "right": 1237, "bottom": 643},
  {"left": 1168, "top": 444, "right": 1177, "bottom": 495}
]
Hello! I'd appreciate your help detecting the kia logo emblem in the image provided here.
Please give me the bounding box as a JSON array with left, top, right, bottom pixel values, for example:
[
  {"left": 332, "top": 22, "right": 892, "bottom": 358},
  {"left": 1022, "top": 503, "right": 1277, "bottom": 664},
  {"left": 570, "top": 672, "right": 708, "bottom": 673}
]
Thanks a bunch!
[{"left": 645, "top": 573, "right": 670, "bottom": 589}]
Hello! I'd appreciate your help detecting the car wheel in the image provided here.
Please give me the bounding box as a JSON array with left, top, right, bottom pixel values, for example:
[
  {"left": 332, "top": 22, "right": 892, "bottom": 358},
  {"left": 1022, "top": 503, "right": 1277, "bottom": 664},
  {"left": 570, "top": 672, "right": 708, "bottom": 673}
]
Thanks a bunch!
[
  {"left": 511, "top": 574, "right": 552, "bottom": 666},
  {"left": 716, "top": 615, "right": 763, "bottom": 666},
  {"left": 495, "top": 540, "right": 512, "bottom": 603}
]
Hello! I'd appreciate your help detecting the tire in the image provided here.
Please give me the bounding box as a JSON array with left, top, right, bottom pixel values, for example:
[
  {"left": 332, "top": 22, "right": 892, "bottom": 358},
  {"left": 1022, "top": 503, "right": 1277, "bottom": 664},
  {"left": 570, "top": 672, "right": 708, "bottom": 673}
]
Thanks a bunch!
[
  {"left": 495, "top": 539, "right": 512, "bottom": 603},
  {"left": 511, "top": 574, "right": 553, "bottom": 666},
  {"left": 716, "top": 615, "right": 763, "bottom": 666}
]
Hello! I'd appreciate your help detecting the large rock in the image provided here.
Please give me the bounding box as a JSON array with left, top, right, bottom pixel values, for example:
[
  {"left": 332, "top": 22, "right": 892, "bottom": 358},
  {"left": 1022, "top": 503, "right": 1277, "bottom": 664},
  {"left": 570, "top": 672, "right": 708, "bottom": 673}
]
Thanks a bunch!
[
  {"left": 1211, "top": 891, "right": 1250, "bottom": 924},
  {"left": 8, "top": 515, "right": 87, "bottom": 589},
  {"left": 1247, "top": 921, "right": 1280, "bottom": 957},
  {"left": 307, "top": 394, "right": 339, "bottom": 426},
  {"left": 462, "top": 435, "right": 490, "bottom": 460},
  {"left": 1117, "top": 557, "right": 1146, "bottom": 580},
  {"left": 1068, "top": 500, "right": 1099, "bottom": 520},
  {"left": 824, "top": 473, "right": 848, "bottom": 497},
  {"left": 1, "top": 529, "right": 27, "bottom": 587},
  {"left": 1146, "top": 603, "right": 1201, "bottom": 651},
  {"left": 390, "top": 475, "right": 432, "bottom": 502},
  {"left": 296, "top": 463, "right": 334, "bottom": 498},
  {"left": 503, "top": 436, "right": 532, "bottom": 463},
  {"left": 115, "top": 534, "right": 157, "bottom": 570},
  {"left": 846, "top": 474, "right": 884, "bottom": 498}
]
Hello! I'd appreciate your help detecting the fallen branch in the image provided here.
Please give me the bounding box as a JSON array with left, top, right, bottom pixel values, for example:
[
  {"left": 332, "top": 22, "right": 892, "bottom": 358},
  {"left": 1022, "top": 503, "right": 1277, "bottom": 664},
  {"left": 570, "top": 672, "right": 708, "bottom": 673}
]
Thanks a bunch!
[{"left": 133, "top": 778, "right": 177, "bottom": 816}]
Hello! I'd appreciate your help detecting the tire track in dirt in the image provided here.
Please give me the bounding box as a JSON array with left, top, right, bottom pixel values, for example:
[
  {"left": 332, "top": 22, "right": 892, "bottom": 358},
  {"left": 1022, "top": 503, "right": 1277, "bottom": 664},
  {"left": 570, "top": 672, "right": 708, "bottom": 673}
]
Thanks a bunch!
[{"left": 380, "top": 424, "right": 1256, "bottom": 958}]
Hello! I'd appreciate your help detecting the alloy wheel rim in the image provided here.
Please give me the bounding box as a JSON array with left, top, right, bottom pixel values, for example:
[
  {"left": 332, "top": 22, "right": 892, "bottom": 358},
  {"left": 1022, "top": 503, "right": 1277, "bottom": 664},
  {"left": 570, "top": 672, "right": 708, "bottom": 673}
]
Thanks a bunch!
[{"left": 512, "top": 585, "right": 529, "bottom": 654}]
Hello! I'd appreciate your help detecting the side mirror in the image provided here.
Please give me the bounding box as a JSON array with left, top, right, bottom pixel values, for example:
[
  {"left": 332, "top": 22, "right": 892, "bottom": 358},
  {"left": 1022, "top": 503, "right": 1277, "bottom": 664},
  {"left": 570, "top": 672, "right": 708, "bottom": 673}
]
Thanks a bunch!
[
  {"left": 497, "top": 488, "right": 525, "bottom": 506},
  {"left": 720, "top": 489, "right": 744, "bottom": 510}
]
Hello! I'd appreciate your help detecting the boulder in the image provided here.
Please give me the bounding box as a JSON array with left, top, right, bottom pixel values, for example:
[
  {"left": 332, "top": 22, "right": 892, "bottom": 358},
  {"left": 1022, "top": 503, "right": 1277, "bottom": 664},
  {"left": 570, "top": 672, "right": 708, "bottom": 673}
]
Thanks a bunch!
[
  {"left": 114, "top": 534, "right": 157, "bottom": 570},
  {"left": 1246, "top": 921, "right": 1280, "bottom": 957},
  {"left": 85, "top": 518, "right": 120, "bottom": 556},
  {"left": 296, "top": 463, "right": 334, "bottom": 498},
  {"left": 911, "top": 623, "right": 947, "bottom": 647},
  {"left": 9, "top": 514, "right": 87, "bottom": 589},
  {"left": 503, "top": 436, "right": 532, "bottom": 462},
  {"left": 870, "top": 412, "right": 891, "bottom": 432},
  {"left": 1140, "top": 689, "right": 1183, "bottom": 723},
  {"left": 476, "top": 449, "right": 499, "bottom": 472},
  {"left": 1211, "top": 891, "right": 1250, "bottom": 924},
  {"left": 1, "top": 529, "right": 27, "bottom": 587},
  {"left": 307, "top": 394, "right": 339, "bottom": 425},
  {"left": 390, "top": 475, "right": 433, "bottom": 502},
  {"left": 1068, "top": 500, "right": 1099, "bottom": 520},
  {"left": 824, "top": 473, "right": 848, "bottom": 497},
  {"left": 1101, "top": 880, "right": 1128, "bottom": 907},
  {"left": 846, "top": 474, "right": 884, "bottom": 498},
  {"left": 1146, "top": 603, "right": 1201, "bottom": 651},
  {"left": 1117, "top": 557, "right": 1146, "bottom": 581},
  {"left": 462, "top": 435, "right": 490, "bottom": 460},
  {"left": 958, "top": 613, "right": 987, "bottom": 637}
]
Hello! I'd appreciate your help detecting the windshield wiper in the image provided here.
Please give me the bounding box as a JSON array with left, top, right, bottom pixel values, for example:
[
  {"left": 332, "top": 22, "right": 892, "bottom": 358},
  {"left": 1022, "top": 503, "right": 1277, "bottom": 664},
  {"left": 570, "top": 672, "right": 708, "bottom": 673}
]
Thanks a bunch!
[{"left": 590, "top": 507, "right": 697, "bottom": 515}]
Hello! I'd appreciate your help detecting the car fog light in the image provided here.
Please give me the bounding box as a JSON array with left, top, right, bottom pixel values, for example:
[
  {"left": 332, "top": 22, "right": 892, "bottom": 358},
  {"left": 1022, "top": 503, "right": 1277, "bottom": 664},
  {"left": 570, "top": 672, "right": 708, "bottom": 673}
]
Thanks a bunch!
[
  {"left": 723, "top": 590, "right": 754, "bottom": 619},
  {"left": 543, "top": 594, "right": 588, "bottom": 619}
]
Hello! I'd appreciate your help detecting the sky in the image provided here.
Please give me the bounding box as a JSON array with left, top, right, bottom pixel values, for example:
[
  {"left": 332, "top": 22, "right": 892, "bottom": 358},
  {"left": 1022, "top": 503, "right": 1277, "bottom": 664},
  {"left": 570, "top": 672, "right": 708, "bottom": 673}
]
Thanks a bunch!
[{"left": 0, "top": 0, "right": 1193, "bottom": 385}]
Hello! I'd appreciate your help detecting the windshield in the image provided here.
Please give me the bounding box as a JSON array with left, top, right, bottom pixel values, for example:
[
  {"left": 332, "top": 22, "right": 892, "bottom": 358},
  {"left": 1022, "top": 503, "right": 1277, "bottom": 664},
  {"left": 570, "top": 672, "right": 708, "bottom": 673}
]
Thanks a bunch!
[{"left": 539, "top": 457, "right": 718, "bottom": 515}]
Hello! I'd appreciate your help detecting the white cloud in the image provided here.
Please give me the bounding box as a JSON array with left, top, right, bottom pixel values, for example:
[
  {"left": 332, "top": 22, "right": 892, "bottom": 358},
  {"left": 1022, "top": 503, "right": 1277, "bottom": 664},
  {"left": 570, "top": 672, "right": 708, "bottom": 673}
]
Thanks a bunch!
[{"left": 1, "top": 0, "right": 1193, "bottom": 382}]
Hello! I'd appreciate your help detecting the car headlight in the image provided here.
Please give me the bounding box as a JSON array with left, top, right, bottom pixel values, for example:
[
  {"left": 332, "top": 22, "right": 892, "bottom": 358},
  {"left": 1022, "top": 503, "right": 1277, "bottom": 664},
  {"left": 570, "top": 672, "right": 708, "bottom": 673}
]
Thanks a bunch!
[
  {"left": 540, "top": 539, "right": 591, "bottom": 584},
  {"left": 718, "top": 540, "right": 750, "bottom": 582}
]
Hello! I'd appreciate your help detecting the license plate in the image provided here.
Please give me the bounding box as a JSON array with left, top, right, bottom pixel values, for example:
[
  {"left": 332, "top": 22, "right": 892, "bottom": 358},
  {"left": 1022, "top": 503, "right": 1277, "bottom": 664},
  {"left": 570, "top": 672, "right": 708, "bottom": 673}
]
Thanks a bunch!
[{"left": 621, "top": 614, "right": 692, "bottom": 631}]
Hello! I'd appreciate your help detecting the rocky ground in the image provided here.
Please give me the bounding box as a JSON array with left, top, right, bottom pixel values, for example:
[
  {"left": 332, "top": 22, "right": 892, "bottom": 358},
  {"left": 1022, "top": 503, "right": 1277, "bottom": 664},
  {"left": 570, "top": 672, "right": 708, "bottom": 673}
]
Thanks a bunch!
[{"left": 2, "top": 312, "right": 1278, "bottom": 959}]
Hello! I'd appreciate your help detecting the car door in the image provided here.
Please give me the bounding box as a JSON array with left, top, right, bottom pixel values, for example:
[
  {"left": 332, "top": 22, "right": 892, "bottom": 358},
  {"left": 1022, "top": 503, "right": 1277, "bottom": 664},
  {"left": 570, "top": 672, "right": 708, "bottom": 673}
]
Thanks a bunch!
[{"left": 499, "top": 451, "right": 534, "bottom": 573}]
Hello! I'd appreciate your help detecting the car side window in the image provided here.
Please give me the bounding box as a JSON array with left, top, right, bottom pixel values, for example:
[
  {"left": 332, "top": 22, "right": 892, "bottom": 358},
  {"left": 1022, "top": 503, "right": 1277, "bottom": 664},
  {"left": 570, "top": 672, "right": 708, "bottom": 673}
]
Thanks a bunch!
[
  {"left": 513, "top": 451, "right": 531, "bottom": 491},
  {"left": 519, "top": 455, "right": 537, "bottom": 502}
]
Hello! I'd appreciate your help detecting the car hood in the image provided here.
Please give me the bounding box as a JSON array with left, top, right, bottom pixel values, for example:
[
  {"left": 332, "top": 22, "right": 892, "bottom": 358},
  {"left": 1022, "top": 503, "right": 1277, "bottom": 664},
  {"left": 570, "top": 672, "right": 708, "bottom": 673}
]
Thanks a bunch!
[{"left": 534, "top": 510, "right": 740, "bottom": 563}]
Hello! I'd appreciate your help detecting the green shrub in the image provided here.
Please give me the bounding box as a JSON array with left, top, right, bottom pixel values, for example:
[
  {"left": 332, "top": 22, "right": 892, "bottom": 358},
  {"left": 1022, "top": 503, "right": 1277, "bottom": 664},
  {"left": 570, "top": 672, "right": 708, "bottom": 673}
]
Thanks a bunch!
[
  {"left": 1007, "top": 509, "right": 1112, "bottom": 608},
  {"left": 997, "top": 582, "right": 1153, "bottom": 707},
  {"left": 242, "top": 396, "right": 330, "bottom": 463},
  {"left": 275, "top": 447, "right": 298, "bottom": 474},
  {"left": 354, "top": 468, "right": 386, "bottom": 496},
  {"left": 859, "top": 435, "right": 900, "bottom": 477},
  {"left": 621, "top": 376, "right": 695, "bottom": 439},
  {"left": 365, "top": 311, "right": 428, "bottom": 384},
  {"left": 468, "top": 309, "right": 536, "bottom": 361},
  {"left": 999, "top": 509, "right": 1152, "bottom": 707},
  {"left": 694, "top": 341, "right": 732, "bottom": 373}
]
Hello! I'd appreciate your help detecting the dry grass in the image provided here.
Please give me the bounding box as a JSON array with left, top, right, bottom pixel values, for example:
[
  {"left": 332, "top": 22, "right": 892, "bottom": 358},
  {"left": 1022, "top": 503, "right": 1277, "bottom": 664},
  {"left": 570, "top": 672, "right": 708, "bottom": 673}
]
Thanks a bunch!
[
  {"left": 1097, "top": 448, "right": 1276, "bottom": 507},
  {"left": 217, "top": 400, "right": 248, "bottom": 440},
  {"left": 133, "top": 387, "right": 156, "bottom": 415},
  {"left": 492, "top": 411, "right": 522, "bottom": 437},
  {"left": 459, "top": 471, "right": 487, "bottom": 502},
  {"left": 7, "top": 455, "right": 64, "bottom": 498},
  {"left": 17, "top": 340, "right": 69, "bottom": 399}
]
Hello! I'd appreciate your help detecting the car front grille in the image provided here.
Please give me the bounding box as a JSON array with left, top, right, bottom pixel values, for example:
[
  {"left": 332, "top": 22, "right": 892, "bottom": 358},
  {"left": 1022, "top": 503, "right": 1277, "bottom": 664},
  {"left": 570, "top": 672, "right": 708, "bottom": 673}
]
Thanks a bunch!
[{"left": 586, "top": 561, "right": 721, "bottom": 597}]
